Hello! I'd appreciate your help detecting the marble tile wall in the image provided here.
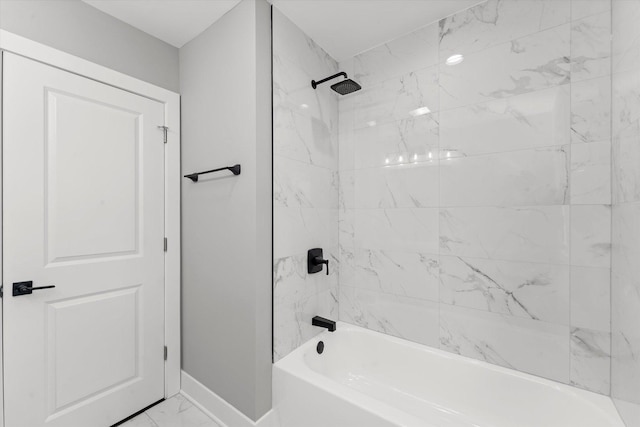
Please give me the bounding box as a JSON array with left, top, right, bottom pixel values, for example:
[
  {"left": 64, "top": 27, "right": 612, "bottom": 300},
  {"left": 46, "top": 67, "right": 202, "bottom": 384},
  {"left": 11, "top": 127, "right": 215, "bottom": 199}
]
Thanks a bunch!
[
  {"left": 611, "top": 0, "right": 640, "bottom": 425},
  {"left": 338, "top": 0, "right": 612, "bottom": 395},
  {"left": 272, "top": 9, "right": 339, "bottom": 361}
]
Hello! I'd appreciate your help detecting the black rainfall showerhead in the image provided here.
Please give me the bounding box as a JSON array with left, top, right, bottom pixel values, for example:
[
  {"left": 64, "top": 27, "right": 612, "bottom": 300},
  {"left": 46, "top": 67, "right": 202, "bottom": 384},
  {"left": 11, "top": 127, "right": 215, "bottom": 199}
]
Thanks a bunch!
[
  {"left": 330, "top": 78, "right": 362, "bottom": 95},
  {"left": 311, "top": 72, "right": 362, "bottom": 95}
]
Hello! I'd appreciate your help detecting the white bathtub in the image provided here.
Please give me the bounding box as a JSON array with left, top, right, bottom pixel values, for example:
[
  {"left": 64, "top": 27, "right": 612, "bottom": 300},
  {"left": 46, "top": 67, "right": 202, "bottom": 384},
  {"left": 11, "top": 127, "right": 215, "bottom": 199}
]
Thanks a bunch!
[{"left": 272, "top": 322, "right": 624, "bottom": 427}]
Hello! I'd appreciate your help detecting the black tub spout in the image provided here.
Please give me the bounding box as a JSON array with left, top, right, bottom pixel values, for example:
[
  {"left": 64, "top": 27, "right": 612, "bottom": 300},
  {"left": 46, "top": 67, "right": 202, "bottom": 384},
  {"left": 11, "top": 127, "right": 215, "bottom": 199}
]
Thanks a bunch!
[{"left": 312, "top": 316, "right": 336, "bottom": 332}]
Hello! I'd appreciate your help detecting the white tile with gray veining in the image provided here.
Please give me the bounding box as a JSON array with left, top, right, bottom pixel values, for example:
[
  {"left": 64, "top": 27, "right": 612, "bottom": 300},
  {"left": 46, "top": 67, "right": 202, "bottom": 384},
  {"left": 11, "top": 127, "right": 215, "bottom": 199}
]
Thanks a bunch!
[
  {"left": 611, "top": 203, "right": 640, "bottom": 319},
  {"left": 338, "top": 97, "right": 355, "bottom": 171},
  {"left": 274, "top": 207, "right": 338, "bottom": 258},
  {"left": 354, "top": 23, "right": 439, "bottom": 87},
  {"left": 275, "top": 287, "right": 338, "bottom": 361},
  {"left": 439, "top": 24, "right": 571, "bottom": 111},
  {"left": 611, "top": 201, "right": 640, "bottom": 403},
  {"left": 339, "top": 244, "right": 356, "bottom": 287},
  {"left": 274, "top": 250, "right": 339, "bottom": 304},
  {"left": 439, "top": 0, "right": 570, "bottom": 59},
  {"left": 612, "top": 68, "right": 640, "bottom": 203},
  {"left": 274, "top": 250, "right": 339, "bottom": 362},
  {"left": 274, "top": 156, "right": 338, "bottom": 209},
  {"left": 570, "top": 328, "right": 611, "bottom": 395},
  {"left": 611, "top": 325, "right": 640, "bottom": 405},
  {"left": 273, "top": 10, "right": 339, "bottom": 90},
  {"left": 354, "top": 163, "right": 439, "bottom": 209},
  {"left": 439, "top": 145, "right": 570, "bottom": 207},
  {"left": 338, "top": 169, "right": 355, "bottom": 210},
  {"left": 613, "top": 65, "right": 640, "bottom": 140},
  {"left": 613, "top": 135, "right": 640, "bottom": 204},
  {"left": 339, "top": 286, "right": 439, "bottom": 347},
  {"left": 612, "top": 0, "right": 640, "bottom": 74},
  {"left": 352, "top": 114, "right": 439, "bottom": 169},
  {"left": 570, "top": 141, "right": 612, "bottom": 205},
  {"left": 439, "top": 256, "right": 570, "bottom": 325},
  {"left": 439, "top": 206, "right": 570, "bottom": 264},
  {"left": 273, "top": 58, "right": 338, "bottom": 130},
  {"left": 570, "top": 204, "right": 611, "bottom": 268},
  {"left": 571, "top": 266, "right": 611, "bottom": 332},
  {"left": 439, "top": 304, "right": 570, "bottom": 383},
  {"left": 439, "top": 85, "right": 570, "bottom": 157},
  {"left": 353, "top": 66, "right": 439, "bottom": 127},
  {"left": 571, "top": 76, "right": 612, "bottom": 143},
  {"left": 273, "top": 106, "right": 338, "bottom": 169},
  {"left": 570, "top": 12, "right": 612, "bottom": 83},
  {"left": 354, "top": 208, "right": 439, "bottom": 254},
  {"left": 572, "top": 0, "right": 611, "bottom": 21},
  {"left": 354, "top": 249, "right": 439, "bottom": 301}
]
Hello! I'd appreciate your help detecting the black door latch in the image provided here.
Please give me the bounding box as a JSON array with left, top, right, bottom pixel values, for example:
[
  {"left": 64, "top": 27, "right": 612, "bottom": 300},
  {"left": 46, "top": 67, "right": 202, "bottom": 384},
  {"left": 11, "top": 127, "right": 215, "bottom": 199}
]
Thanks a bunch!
[{"left": 12, "top": 281, "right": 56, "bottom": 297}]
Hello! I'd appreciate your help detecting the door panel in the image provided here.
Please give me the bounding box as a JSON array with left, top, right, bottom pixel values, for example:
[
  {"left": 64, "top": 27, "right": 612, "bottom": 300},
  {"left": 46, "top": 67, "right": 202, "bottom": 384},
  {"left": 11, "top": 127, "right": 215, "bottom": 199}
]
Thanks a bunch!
[
  {"left": 3, "top": 53, "right": 165, "bottom": 427},
  {"left": 47, "top": 286, "right": 140, "bottom": 411},
  {"left": 46, "top": 89, "right": 140, "bottom": 263}
]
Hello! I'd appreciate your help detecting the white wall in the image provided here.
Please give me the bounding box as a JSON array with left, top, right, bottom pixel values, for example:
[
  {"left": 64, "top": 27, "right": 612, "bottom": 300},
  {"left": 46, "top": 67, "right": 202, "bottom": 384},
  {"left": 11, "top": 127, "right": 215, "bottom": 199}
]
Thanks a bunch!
[
  {"left": 179, "top": 0, "right": 272, "bottom": 421},
  {"left": 0, "top": 0, "right": 179, "bottom": 91}
]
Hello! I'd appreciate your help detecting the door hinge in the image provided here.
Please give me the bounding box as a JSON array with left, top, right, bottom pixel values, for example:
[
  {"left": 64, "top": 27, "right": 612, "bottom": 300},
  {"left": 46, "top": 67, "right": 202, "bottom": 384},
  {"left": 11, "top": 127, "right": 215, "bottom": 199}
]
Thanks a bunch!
[
  {"left": 164, "top": 237, "right": 168, "bottom": 252},
  {"left": 0, "top": 285, "right": 3, "bottom": 298},
  {"left": 164, "top": 346, "right": 168, "bottom": 361},
  {"left": 158, "top": 125, "right": 168, "bottom": 144}
]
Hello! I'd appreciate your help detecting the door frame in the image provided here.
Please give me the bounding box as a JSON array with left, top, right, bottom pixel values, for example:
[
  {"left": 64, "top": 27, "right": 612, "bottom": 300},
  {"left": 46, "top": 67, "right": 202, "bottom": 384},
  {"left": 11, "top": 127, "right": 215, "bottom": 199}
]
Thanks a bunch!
[{"left": 0, "top": 29, "right": 182, "bottom": 425}]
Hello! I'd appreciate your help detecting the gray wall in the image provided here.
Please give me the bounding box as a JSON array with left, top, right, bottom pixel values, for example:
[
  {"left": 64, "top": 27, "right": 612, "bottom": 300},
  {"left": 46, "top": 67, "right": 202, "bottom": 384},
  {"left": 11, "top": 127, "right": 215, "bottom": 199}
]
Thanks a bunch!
[
  {"left": 0, "top": 0, "right": 179, "bottom": 91},
  {"left": 180, "top": 0, "right": 272, "bottom": 420}
]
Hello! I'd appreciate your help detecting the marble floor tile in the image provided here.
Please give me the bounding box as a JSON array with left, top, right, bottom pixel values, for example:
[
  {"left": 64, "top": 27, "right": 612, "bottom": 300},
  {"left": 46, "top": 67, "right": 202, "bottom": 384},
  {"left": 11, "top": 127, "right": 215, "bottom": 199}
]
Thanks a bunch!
[
  {"left": 145, "top": 394, "right": 221, "bottom": 427},
  {"left": 120, "top": 413, "right": 158, "bottom": 427},
  {"left": 122, "top": 395, "right": 221, "bottom": 427}
]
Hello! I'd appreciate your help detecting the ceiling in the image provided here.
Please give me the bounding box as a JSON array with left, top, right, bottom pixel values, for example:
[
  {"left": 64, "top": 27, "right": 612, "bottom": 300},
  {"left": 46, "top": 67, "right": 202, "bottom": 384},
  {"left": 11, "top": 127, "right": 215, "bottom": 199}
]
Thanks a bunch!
[
  {"left": 82, "top": 0, "right": 242, "bottom": 48},
  {"left": 83, "top": 0, "right": 481, "bottom": 59}
]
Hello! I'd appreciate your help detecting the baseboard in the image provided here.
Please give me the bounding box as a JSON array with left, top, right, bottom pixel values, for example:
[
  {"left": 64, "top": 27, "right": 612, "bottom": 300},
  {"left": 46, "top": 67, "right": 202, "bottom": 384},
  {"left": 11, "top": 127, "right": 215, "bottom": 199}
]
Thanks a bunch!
[{"left": 180, "top": 370, "right": 277, "bottom": 427}]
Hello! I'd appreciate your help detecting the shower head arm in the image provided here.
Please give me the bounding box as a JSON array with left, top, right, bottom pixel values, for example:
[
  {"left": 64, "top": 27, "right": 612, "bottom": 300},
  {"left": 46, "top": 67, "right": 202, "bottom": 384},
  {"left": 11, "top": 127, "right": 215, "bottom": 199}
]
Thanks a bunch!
[{"left": 311, "top": 72, "right": 348, "bottom": 89}]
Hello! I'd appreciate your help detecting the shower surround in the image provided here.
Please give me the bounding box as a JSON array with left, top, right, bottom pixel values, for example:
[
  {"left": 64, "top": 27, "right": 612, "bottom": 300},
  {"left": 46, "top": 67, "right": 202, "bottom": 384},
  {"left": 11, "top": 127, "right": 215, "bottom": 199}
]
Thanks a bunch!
[
  {"left": 338, "top": 0, "right": 612, "bottom": 395},
  {"left": 611, "top": 0, "right": 640, "bottom": 424},
  {"left": 273, "top": 9, "right": 340, "bottom": 361},
  {"left": 274, "top": 0, "right": 615, "bottom": 401}
]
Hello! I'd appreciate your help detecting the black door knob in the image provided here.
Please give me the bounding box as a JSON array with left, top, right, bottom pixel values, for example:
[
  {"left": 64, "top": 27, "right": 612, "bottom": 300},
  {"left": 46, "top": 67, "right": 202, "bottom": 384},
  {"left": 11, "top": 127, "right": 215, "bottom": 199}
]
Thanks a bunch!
[{"left": 12, "top": 281, "right": 56, "bottom": 297}]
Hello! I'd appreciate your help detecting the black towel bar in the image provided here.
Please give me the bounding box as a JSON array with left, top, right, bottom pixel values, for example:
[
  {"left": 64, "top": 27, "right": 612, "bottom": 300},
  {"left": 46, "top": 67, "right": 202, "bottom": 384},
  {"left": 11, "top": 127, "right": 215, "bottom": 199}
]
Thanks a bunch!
[{"left": 184, "top": 164, "right": 241, "bottom": 182}]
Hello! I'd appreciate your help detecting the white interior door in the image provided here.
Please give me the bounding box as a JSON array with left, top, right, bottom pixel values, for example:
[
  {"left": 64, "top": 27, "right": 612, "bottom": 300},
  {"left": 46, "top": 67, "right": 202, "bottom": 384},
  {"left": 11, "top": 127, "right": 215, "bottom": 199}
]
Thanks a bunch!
[{"left": 2, "top": 52, "right": 166, "bottom": 427}]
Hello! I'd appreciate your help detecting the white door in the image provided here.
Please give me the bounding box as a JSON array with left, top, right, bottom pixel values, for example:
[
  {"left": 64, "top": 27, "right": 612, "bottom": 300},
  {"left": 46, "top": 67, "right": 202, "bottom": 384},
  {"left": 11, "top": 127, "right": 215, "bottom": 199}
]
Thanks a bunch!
[{"left": 2, "top": 53, "right": 166, "bottom": 427}]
